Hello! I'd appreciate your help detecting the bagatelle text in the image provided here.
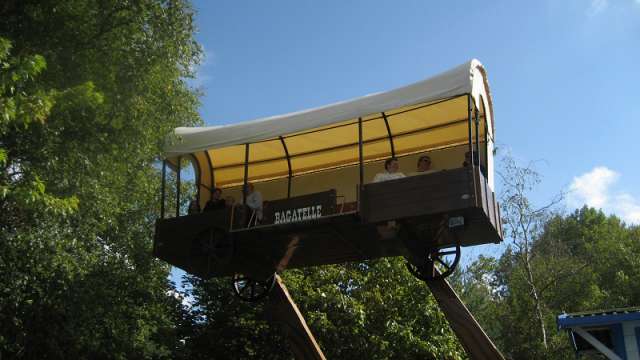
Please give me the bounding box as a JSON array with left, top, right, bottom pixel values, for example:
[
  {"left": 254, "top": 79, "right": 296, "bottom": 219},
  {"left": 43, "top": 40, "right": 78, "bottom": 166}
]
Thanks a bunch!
[{"left": 274, "top": 205, "right": 323, "bottom": 225}]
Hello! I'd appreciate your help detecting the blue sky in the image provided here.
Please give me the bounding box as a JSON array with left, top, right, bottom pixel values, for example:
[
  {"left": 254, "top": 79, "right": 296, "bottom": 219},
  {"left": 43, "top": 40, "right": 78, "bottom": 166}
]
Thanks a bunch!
[
  {"left": 189, "top": 0, "right": 639, "bottom": 225},
  {"left": 171, "top": 0, "right": 639, "bottom": 287}
]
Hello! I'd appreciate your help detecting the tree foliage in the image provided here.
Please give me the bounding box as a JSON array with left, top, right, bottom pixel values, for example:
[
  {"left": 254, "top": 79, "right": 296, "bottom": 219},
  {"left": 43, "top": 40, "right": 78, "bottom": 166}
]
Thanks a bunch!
[
  {"left": 179, "top": 258, "right": 466, "bottom": 359},
  {"left": 3, "top": 1, "right": 637, "bottom": 359},
  {"left": 0, "top": 0, "right": 201, "bottom": 358},
  {"left": 454, "top": 156, "right": 640, "bottom": 360}
]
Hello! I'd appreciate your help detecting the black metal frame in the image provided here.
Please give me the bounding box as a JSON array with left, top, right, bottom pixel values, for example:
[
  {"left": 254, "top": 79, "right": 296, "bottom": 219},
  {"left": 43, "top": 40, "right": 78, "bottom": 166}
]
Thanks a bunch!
[
  {"left": 358, "top": 117, "right": 364, "bottom": 187},
  {"left": 160, "top": 160, "right": 166, "bottom": 219},
  {"left": 280, "top": 136, "right": 292, "bottom": 198},
  {"left": 209, "top": 118, "right": 468, "bottom": 172},
  {"left": 262, "top": 94, "right": 464, "bottom": 142},
  {"left": 474, "top": 107, "right": 480, "bottom": 169},
  {"left": 176, "top": 156, "right": 182, "bottom": 217},
  {"left": 162, "top": 93, "right": 492, "bottom": 211},
  {"left": 215, "top": 140, "right": 473, "bottom": 190},
  {"left": 243, "top": 143, "right": 249, "bottom": 205},
  {"left": 467, "top": 95, "right": 478, "bottom": 205},
  {"left": 204, "top": 150, "right": 215, "bottom": 200},
  {"left": 381, "top": 112, "right": 395, "bottom": 157}
]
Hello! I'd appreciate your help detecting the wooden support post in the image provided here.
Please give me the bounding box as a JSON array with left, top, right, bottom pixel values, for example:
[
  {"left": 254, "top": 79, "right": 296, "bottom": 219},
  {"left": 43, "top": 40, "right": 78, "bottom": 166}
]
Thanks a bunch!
[
  {"left": 266, "top": 275, "right": 326, "bottom": 360},
  {"left": 426, "top": 271, "right": 505, "bottom": 360}
]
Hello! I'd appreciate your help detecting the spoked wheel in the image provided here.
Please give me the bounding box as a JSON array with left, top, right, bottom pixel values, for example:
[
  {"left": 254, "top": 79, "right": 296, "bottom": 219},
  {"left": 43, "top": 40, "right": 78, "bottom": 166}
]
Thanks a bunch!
[
  {"left": 232, "top": 273, "right": 276, "bottom": 302},
  {"left": 406, "top": 241, "right": 461, "bottom": 281}
]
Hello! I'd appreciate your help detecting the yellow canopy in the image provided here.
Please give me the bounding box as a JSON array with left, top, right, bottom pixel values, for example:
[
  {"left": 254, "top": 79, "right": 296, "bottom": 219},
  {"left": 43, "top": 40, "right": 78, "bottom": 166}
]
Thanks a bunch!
[{"left": 165, "top": 59, "right": 495, "bottom": 199}]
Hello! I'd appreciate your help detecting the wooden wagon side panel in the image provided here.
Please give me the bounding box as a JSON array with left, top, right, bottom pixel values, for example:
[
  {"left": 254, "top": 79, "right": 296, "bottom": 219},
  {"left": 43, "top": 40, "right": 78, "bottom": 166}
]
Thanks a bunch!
[{"left": 360, "top": 168, "right": 475, "bottom": 223}]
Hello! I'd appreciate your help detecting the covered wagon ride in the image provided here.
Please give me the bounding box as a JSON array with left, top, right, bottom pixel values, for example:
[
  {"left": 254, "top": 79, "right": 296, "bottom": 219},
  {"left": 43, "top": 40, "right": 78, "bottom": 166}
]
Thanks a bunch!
[{"left": 154, "top": 59, "right": 503, "bottom": 301}]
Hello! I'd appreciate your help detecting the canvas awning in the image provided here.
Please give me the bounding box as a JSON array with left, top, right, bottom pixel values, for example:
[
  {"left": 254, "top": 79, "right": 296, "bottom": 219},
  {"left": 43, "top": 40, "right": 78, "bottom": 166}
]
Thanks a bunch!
[{"left": 165, "top": 59, "right": 494, "bottom": 188}]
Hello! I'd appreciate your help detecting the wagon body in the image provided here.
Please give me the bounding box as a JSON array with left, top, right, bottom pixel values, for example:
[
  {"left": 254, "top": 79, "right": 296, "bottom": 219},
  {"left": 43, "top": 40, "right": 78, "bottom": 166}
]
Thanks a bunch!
[{"left": 154, "top": 59, "right": 502, "bottom": 281}]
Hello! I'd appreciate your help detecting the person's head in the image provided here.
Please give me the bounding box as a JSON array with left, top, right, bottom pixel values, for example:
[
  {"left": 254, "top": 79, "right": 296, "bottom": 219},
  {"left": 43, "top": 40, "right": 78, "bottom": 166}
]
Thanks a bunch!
[
  {"left": 384, "top": 157, "right": 399, "bottom": 173},
  {"left": 463, "top": 151, "right": 478, "bottom": 167},
  {"left": 212, "top": 187, "right": 222, "bottom": 200},
  {"left": 417, "top": 155, "right": 432, "bottom": 172},
  {"left": 245, "top": 182, "right": 255, "bottom": 193}
]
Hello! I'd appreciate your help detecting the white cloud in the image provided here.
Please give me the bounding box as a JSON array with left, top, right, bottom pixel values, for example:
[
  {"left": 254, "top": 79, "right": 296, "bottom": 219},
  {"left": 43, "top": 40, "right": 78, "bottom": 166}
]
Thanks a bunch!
[
  {"left": 568, "top": 166, "right": 618, "bottom": 208},
  {"left": 568, "top": 166, "right": 640, "bottom": 224},
  {"left": 615, "top": 193, "right": 640, "bottom": 224},
  {"left": 587, "top": 0, "right": 609, "bottom": 16}
]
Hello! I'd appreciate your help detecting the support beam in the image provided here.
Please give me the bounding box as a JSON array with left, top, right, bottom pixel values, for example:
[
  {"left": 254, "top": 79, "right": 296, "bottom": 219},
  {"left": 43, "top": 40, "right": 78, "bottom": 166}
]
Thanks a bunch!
[
  {"left": 243, "top": 143, "right": 249, "bottom": 206},
  {"left": 266, "top": 275, "right": 326, "bottom": 360},
  {"left": 381, "top": 112, "right": 395, "bottom": 157},
  {"left": 467, "top": 94, "right": 474, "bottom": 166},
  {"left": 176, "top": 156, "right": 181, "bottom": 217},
  {"left": 358, "top": 117, "right": 364, "bottom": 188},
  {"left": 467, "top": 94, "right": 478, "bottom": 207},
  {"left": 426, "top": 271, "right": 505, "bottom": 360},
  {"left": 573, "top": 327, "right": 622, "bottom": 360},
  {"left": 474, "top": 107, "right": 481, "bottom": 169},
  {"left": 204, "top": 150, "right": 215, "bottom": 200},
  {"left": 160, "top": 160, "right": 166, "bottom": 219},
  {"left": 280, "top": 136, "right": 292, "bottom": 198}
]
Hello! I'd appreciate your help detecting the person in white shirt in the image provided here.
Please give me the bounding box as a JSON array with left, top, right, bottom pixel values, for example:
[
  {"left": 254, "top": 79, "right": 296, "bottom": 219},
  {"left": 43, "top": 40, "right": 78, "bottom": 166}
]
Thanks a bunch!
[
  {"left": 243, "top": 182, "right": 263, "bottom": 222},
  {"left": 373, "top": 158, "right": 406, "bottom": 183}
]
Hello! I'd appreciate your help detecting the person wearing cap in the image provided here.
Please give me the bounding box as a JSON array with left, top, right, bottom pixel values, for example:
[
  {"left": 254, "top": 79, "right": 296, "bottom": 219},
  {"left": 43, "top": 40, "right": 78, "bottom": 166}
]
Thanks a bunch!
[{"left": 373, "top": 157, "right": 406, "bottom": 183}]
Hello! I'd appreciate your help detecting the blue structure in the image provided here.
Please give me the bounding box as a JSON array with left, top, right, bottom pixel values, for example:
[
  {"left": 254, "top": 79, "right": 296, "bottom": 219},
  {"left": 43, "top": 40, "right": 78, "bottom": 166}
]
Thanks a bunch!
[{"left": 557, "top": 308, "right": 640, "bottom": 360}]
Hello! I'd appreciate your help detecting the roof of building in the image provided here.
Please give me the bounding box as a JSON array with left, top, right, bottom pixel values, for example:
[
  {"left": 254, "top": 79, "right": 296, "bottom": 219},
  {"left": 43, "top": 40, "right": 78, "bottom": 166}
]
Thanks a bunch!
[{"left": 557, "top": 307, "right": 640, "bottom": 329}]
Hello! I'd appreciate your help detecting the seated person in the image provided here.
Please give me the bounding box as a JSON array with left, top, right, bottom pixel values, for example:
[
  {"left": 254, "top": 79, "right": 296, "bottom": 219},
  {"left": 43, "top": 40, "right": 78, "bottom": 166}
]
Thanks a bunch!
[
  {"left": 462, "top": 151, "right": 476, "bottom": 167},
  {"left": 242, "top": 182, "right": 263, "bottom": 222},
  {"left": 463, "top": 151, "right": 487, "bottom": 175},
  {"left": 203, "top": 187, "right": 226, "bottom": 212},
  {"left": 187, "top": 198, "right": 200, "bottom": 215},
  {"left": 373, "top": 157, "right": 406, "bottom": 183},
  {"left": 410, "top": 155, "right": 436, "bottom": 175}
]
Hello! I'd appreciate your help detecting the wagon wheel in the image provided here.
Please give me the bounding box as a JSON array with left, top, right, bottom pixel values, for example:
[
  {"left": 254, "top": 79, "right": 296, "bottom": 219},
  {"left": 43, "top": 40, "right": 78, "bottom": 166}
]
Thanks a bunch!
[
  {"left": 232, "top": 273, "right": 276, "bottom": 302},
  {"left": 406, "top": 241, "right": 461, "bottom": 281}
]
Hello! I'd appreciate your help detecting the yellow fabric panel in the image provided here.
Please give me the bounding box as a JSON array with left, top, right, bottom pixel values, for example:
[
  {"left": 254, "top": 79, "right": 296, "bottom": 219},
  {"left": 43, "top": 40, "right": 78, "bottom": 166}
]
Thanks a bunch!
[
  {"left": 286, "top": 122, "right": 358, "bottom": 156},
  {"left": 249, "top": 139, "right": 286, "bottom": 162},
  {"left": 393, "top": 121, "right": 468, "bottom": 155},
  {"left": 208, "top": 144, "right": 245, "bottom": 167},
  {"left": 205, "top": 96, "right": 478, "bottom": 188},
  {"left": 248, "top": 158, "right": 289, "bottom": 181},
  {"left": 213, "top": 165, "right": 245, "bottom": 188},
  {"left": 290, "top": 145, "right": 359, "bottom": 175},
  {"left": 214, "top": 160, "right": 289, "bottom": 188},
  {"left": 192, "top": 151, "right": 212, "bottom": 206},
  {"left": 362, "top": 117, "right": 390, "bottom": 142},
  {"left": 291, "top": 165, "right": 359, "bottom": 200},
  {"left": 387, "top": 95, "right": 468, "bottom": 132},
  {"left": 192, "top": 151, "right": 210, "bottom": 187},
  {"left": 363, "top": 139, "right": 392, "bottom": 160}
]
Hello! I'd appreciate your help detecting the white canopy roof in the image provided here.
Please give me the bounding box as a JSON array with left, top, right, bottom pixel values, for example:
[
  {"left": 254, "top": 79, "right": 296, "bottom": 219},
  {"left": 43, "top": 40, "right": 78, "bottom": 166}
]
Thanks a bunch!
[{"left": 164, "top": 59, "right": 494, "bottom": 157}]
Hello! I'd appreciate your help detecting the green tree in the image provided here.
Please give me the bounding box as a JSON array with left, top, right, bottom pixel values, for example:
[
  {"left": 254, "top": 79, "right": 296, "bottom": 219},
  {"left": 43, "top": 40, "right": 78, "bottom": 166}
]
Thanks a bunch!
[
  {"left": 455, "top": 156, "right": 640, "bottom": 359},
  {"left": 181, "top": 258, "right": 467, "bottom": 359},
  {"left": 0, "top": 0, "right": 201, "bottom": 357}
]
